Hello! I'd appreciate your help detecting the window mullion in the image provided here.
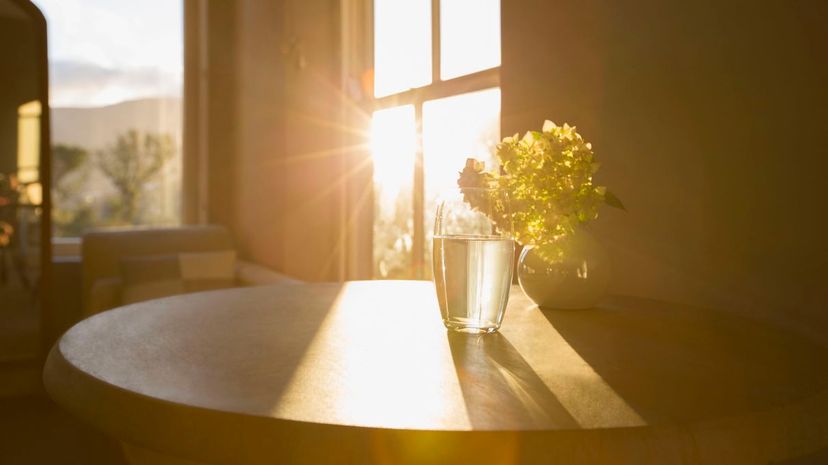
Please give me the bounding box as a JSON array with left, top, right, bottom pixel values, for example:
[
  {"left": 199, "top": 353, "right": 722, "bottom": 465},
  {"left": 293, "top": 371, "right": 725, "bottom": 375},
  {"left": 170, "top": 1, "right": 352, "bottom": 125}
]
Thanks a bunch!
[
  {"left": 414, "top": 0, "right": 438, "bottom": 279},
  {"left": 373, "top": 68, "right": 499, "bottom": 111},
  {"left": 412, "top": 101, "right": 425, "bottom": 279},
  {"left": 431, "top": 0, "right": 440, "bottom": 84}
]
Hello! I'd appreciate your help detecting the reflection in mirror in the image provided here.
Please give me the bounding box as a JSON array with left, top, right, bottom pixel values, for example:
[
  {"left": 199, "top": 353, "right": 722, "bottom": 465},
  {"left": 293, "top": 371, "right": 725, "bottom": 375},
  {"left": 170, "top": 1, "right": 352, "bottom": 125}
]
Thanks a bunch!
[{"left": 0, "top": 0, "right": 49, "bottom": 367}]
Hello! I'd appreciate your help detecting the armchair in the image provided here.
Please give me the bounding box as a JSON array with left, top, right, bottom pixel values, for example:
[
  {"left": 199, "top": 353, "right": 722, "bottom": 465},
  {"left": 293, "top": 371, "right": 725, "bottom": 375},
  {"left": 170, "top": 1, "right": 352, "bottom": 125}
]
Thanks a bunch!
[{"left": 81, "top": 225, "right": 299, "bottom": 316}]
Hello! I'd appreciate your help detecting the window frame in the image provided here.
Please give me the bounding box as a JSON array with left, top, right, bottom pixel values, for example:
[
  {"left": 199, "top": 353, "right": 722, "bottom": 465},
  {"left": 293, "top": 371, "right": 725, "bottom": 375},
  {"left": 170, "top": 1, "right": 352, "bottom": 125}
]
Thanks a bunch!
[{"left": 366, "top": 0, "right": 501, "bottom": 279}]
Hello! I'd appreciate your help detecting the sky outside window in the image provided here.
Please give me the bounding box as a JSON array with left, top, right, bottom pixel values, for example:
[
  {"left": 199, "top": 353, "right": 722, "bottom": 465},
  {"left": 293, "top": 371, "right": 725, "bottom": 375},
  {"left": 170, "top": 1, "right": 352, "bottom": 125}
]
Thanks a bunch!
[
  {"left": 440, "top": 0, "right": 500, "bottom": 80},
  {"left": 32, "top": 0, "right": 182, "bottom": 107},
  {"left": 373, "top": 0, "right": 432, "bottom": 97}
]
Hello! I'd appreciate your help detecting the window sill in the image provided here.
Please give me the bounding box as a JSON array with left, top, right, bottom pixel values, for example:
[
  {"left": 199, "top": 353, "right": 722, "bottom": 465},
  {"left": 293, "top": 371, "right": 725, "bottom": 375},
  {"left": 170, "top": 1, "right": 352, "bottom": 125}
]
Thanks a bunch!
[{"left": 52, "top": 237, "right": 81, "bottom": 258}]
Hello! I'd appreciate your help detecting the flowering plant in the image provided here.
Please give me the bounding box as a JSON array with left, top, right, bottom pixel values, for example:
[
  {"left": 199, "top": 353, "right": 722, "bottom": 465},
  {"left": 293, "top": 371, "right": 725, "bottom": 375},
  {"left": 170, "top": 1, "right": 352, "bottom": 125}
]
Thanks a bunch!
[{"left": 458, "top": 121, "right": 623, "bottom": 255}]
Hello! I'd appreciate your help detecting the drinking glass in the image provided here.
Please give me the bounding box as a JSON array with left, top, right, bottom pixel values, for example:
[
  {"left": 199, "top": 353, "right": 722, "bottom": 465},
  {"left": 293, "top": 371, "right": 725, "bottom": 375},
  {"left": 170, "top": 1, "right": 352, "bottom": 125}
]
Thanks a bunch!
[{"left": 432, "top": 187, "right": 514, "bottom": 333}]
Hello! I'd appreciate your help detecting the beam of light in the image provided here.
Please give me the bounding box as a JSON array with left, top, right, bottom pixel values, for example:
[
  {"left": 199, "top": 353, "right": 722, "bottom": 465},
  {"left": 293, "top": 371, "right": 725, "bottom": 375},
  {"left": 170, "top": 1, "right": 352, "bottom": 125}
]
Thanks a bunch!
[
  {"left": 282, "top": 142, "right": 371, "bottom": 165},
  {"left": 283, "top": 151, "right": 374, "bottom": 216},
  {"left": 499, "top": 305, "right": 647, "bottom": 428},
  {"left": 284, "top": 110, "right": 373, "bottom": 140},
  {"left": 282, "top": 67, "right": 374, "bottom": 140},
  {"left": 272, "top": 282, "right": 472, "bottom": 430}
]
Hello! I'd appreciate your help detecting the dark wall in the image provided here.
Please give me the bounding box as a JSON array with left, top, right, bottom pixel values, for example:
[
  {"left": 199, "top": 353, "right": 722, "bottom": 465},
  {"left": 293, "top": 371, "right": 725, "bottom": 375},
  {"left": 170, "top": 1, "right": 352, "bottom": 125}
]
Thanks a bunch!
[
  {"left": 202, "top": 0, "right": 345, "bottom": 281},
  {"left": 231, "top": 0, "right": 288, "bottom": 275},
  {"left": 205, "top": 1, "right": 238, "bottom": 231},
  {"left": 0, "top": 14, "right": 39, "bottom": 174},
  {"left": 502, "top": 0, "right": 828, "bottom": 319},
  {"left": 272, "top": 0, "right": 343, "bottom": 281}
]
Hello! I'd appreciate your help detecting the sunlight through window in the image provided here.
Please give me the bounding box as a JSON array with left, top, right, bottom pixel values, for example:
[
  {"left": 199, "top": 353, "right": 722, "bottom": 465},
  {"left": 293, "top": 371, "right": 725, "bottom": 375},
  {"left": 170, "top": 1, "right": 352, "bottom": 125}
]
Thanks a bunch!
[
  {"left": 272, "top": 282, "right": 472, "bottom": 429},
  {"left": 423, "top": 88, "right": 500, "bottom": 195},
  {"left": 373, "top": 0, "right": 432, "bottom": 97},
  {"left": 440, "top": 0, "right": 501, "bottom": 80},
  {"left": 423, "top": 88, "right": 501, "bottom": 278},
  {"left": 371, "top": 106, "right": 416, "bottom": 278},
  {"left": 370, "top": 0, "right": 501, "bottom": 279}
]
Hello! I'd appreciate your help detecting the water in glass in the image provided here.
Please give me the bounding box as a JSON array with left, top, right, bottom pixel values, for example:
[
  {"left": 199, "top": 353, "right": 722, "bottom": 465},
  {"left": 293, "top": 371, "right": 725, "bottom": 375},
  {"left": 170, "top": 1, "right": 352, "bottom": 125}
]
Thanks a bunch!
[{"left": 433, "top": 235, "right": 514, "bottom": 333}]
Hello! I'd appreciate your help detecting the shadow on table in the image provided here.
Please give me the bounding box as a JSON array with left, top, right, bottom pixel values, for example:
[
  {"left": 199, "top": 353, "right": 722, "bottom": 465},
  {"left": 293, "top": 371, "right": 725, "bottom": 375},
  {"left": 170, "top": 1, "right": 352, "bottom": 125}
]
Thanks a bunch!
[
  {"left": 446, "top": 331, "right": 578, "bottom": 430},
  {"left": 51, "top": 282, "right": 348, "bottom": 418},
  {"left": 225, "top": 282, "right": 348, "bottom": 406},
  {"left": 771, "top": 447, "right": 828, "bottom": 465},
  {"left": 534, "top": 296, "right": 828, "bottom": 425}
]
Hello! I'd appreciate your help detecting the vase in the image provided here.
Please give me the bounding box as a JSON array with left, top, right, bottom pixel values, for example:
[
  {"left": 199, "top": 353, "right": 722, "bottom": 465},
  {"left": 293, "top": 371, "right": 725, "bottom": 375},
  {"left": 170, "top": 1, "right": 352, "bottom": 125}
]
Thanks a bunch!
[{"left": 517, "top": 228, "right": 610, "bottom": 309}]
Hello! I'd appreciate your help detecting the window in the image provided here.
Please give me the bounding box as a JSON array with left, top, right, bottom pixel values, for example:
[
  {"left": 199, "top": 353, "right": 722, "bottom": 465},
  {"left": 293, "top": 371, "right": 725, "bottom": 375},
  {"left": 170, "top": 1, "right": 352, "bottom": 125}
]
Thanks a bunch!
[
  {"left": 370, "top": 0, "right": 501, "bottom": 279},
  {"left": 32, "top": 0, "right": 183, "bottom": 238}
]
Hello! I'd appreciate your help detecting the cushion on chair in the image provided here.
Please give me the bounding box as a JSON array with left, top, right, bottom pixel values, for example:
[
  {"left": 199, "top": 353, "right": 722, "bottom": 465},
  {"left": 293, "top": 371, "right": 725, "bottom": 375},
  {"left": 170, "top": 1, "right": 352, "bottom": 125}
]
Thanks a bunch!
[
  {"left": 120, "top": 250, "right": 237, "bottom": 305},
  {"left": 82, "top": 225, "right": 234, "bottom": 315},
  {"left": 82, "top": 225, "right": 301, "bottom": 315},
  {"left": 235, "top": 260, "right": 303, "bottom": 286}
]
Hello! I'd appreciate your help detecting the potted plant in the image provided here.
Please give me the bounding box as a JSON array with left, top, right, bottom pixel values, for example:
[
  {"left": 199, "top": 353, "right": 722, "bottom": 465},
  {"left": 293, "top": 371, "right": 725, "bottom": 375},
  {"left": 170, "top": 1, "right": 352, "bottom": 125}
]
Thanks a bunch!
[{"left": 458, "top": 120, "right": 624, "bottom": 309}]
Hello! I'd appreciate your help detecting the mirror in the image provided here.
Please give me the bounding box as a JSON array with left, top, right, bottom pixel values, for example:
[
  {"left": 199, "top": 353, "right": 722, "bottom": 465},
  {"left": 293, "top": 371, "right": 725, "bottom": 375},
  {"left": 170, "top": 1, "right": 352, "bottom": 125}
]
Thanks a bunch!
[{"left": 0, "top": 0, "right": 51, "bottom": 362}]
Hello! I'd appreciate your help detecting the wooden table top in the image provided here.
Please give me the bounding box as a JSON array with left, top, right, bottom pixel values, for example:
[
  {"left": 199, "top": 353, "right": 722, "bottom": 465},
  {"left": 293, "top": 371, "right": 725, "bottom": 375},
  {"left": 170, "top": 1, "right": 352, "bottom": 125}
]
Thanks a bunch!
[{"left": 44, "top": 281, "right": 828, "bottom": 465}]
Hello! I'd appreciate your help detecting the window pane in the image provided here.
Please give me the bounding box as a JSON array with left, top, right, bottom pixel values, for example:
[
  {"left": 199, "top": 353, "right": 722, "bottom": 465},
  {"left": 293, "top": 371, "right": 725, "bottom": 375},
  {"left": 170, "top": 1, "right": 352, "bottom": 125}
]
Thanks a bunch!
[
  {"left": 33, "top": 0, "right": 182, "bottom": 237},
  {"left": 423, "top": 88, "right": 500, "bottom": 278},
  {"left": 374, "top": 0, "right": 432, "bottom": 97},
  {"left": 440, "top": 0, "right": 500, "bottom": 80},
  {"left": 371, "top": 105, "right": 416, "bottom": 278}
]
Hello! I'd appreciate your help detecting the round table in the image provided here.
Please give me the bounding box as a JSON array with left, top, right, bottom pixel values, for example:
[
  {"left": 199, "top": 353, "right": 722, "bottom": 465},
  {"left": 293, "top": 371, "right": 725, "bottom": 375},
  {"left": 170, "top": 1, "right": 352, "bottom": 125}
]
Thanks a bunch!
[{"left": 44, "top": 281, "right": 828, "bottom": 465}]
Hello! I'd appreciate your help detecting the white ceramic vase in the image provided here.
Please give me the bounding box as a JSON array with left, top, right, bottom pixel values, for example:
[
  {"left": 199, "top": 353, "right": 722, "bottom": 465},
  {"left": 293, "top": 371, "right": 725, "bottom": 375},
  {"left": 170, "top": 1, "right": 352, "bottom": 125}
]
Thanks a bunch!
[{"left": 517, "top": 228, "right": 610, "bottom": 309}]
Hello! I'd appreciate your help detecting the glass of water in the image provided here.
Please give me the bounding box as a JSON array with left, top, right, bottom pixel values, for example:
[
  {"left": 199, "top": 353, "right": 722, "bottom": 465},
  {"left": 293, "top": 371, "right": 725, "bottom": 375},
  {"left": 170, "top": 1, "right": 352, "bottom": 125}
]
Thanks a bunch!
[{"left": 432, "top": 187, "right": 514, "bottom": 333}]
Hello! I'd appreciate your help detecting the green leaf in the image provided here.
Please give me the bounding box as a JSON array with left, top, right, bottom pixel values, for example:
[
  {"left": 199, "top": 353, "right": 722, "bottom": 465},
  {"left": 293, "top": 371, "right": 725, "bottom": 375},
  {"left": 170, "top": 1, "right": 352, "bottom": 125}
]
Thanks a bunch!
[{"left": 604, "top": 189, "right": 626, "bottom": 211}]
